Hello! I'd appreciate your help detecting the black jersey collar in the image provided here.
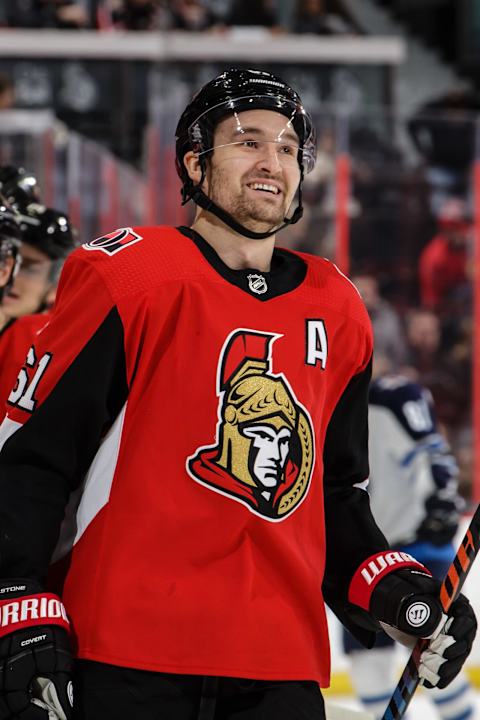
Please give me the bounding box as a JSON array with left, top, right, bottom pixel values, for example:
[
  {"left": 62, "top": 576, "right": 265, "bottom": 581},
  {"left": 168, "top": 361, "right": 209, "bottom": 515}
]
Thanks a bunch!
[{"left": 178, "top": 226, "right": 307, "bottom": 302}]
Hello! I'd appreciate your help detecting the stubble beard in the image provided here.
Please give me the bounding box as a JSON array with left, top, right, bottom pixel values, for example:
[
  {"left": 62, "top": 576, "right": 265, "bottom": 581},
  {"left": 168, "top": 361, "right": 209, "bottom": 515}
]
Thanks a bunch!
[{"left": 209, "top": 167, "right": 289, "bottom": 232}]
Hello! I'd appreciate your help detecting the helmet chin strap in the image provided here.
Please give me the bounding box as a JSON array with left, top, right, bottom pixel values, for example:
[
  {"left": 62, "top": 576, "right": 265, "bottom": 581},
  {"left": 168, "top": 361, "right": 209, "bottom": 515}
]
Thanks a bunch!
[{"left": 188, "top": 184, "right": 304, "bottom": 240}]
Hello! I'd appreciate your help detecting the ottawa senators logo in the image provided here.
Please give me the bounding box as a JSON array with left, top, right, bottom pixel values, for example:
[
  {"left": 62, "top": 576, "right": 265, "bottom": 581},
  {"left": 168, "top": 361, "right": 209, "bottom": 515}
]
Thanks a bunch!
[
  {"left": 187, "top": 329, "right": 315, "bottom": 521},
  {"left": 82, "top": 227, "right": 142, "bottom": 255}
]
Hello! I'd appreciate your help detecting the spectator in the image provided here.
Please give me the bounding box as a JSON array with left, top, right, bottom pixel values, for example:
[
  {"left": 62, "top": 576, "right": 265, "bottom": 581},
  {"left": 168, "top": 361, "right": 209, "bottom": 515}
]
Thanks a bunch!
[
  {"left": 418, "top": 196, "right": 472, "bottom": 313},
  {"left": 407, "top": 86, "right": 480, "bottom": 216},
  {"left": 54, "top": 0, "right": 89, "bottom": 28},
  {"left": 293, "top": 0, "right": 359, "bottom": 35},
  {"left": 275, "top": 0, "right": 296, "bottom": 30},
  {"left": 404, "top": 308, "right": 441, "bottom": 376},
  {"left": 168, "top": 0, "right": 220, "bottom": 32},
  {"left": 5, "top": 0, "right": 43, "bottom": 27},
  {"left": 352, "top": 273, "right": 408, "bottom": 370},
  {"left": 402, "top": 303, "right": 472, "bottom": 439},
  {"left": 226, "top": 0, "right": 279, "bottom": 30},
  {"left": 111, "top": 0, "right": 167, "bottom": 30},
  {"left": 406, "top": 308, "right": 470, "bottom": 433},
  {"left": 203, "top": 0, "right": 232, "bottom": 22},
  {"left": 6, "top": 0, "right": 89, "bottom": 29},
  {"left": 0, "top": 74, "right": 14, "bottom": 111}
]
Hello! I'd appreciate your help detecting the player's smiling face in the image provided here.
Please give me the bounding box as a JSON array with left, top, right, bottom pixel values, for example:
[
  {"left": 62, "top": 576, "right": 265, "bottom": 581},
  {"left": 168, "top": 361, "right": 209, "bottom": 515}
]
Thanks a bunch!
[{"left": 205, "top": 109, "right": 301, "bottom": 233}]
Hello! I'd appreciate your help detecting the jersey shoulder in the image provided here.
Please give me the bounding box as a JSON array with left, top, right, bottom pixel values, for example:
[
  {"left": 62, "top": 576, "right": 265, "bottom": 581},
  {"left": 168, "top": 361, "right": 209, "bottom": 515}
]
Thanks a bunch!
[
  {"left": 0, "top": 313, "right": 50, "bottom": 349},
  {"left": 68, "top": 226, "right": 200, "bottom": 300},
  {"left": 292, "top": 250, "right": 371, "bottom": 329},
  {"left": 13, "top": 312, "right": 51, "bottom": 335}
]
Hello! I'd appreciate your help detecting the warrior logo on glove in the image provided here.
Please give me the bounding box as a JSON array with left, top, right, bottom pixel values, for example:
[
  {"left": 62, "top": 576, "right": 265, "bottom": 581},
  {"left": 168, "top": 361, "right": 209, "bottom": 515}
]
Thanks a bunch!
[{"left": 188, "top": 329, "right": 315, "bottom": 520}]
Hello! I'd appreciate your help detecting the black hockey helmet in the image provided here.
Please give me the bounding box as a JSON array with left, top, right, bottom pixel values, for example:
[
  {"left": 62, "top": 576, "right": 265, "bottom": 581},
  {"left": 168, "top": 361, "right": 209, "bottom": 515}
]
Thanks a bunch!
[
  {"left": 16, "top": 203, "right": 76, "bottom": 260},
  {"left": 175, "top": 68, "right": 317, "bottom": 239},
  {"left": 0, "top": 165, "right": 40, "bottom": 208},
  {"left": 0, "top": 193, "right": 22, "bottom": 296}
]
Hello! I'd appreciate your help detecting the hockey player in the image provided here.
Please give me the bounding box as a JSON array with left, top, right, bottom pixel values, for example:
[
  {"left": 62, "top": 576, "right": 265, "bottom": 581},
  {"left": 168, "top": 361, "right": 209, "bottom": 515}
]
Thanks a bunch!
[
  {"left": 0, "top": 167, "right": 77, "bottom": 417},
  {"left": 343, "top": 356, "right": 476, "bottom": 719},
  {"left": 2, "top": 199, "right": 76, "bottom": 320},
  {"left": 0, "top": 202, "right": 76, "bottom": 408},
  {"left": 0, "top": 69, "right": 476, "bottom": 720}
]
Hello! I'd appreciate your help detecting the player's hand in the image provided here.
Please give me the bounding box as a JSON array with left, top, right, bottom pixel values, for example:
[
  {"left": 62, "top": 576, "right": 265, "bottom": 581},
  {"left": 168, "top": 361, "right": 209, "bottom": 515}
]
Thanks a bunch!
[
  {"left": 349, "top": 551, "right": 446, "bottom": 637},
  {"left": 0, "top": 579, "right": 73, "bottom": 719},
  {"left": 348, "top": 551, "right": 477, "bottom": 689},
  {"left": 418, "top": 594, "right": 477, "bottom": 689},
  {"left": 369, "top": 565, "right": 446, "bottom": 639}
]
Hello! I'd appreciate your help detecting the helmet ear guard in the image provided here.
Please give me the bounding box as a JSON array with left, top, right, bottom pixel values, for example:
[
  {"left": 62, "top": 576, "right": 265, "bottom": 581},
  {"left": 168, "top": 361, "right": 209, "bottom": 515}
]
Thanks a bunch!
[{"left": 175, "top": 68, "right": 316, "bottom": 239}]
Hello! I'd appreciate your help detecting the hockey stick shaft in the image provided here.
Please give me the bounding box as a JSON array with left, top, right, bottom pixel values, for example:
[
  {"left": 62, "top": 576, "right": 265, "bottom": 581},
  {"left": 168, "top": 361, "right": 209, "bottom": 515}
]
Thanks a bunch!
[{"left": 380, "top": 503, "right": 480, "bottom": 720}]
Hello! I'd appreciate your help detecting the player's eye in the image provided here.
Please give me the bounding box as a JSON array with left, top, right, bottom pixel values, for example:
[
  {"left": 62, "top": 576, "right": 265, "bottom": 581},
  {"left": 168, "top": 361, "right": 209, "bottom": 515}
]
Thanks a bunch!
[
  {"left": 241, "top": 140, "right": 259, "bottom": 149},
  {"left": 280, "top": 145, "right": 295, "bottom": 155}
]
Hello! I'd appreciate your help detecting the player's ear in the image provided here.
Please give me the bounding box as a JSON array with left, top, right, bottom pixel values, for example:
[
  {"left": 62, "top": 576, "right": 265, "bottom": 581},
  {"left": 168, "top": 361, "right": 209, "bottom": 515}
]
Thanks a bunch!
[{"left": 183, "top": 151, "right": 203, "bottom": 185}]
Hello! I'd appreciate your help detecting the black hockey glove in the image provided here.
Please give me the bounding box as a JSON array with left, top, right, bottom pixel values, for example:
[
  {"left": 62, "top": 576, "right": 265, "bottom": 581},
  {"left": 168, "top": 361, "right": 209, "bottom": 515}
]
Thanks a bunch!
[
  {"left": 0, "top": 580, "right": 73, "bottom": 719},
  {"left": 348, "top": 550, "right": 477, "bottom": 689},
  {"left": 417, "top": 593, "right": 477, "bottom": 689}
]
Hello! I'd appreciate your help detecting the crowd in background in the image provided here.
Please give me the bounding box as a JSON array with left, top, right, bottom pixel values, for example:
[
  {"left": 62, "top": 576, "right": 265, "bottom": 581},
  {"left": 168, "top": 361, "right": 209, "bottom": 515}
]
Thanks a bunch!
[
  {"left": 0, "top": 0, "right": 361, "bottom": 34},
  {"left": 278, "top": 100, "right": 478, "bottom": 500}
]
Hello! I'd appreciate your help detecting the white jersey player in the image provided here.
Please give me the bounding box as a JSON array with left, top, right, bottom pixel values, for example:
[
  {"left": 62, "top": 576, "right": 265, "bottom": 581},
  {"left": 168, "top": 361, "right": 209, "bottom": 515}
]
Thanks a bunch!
[{"left": 344, "top": 371, "right": 475, "bottom": 720}]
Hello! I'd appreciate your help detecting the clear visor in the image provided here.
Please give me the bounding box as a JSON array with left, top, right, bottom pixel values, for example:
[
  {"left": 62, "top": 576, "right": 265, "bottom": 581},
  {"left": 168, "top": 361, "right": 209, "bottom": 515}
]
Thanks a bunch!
[{"left": 189, "top": 95, "right": 316, "bottom": 174}]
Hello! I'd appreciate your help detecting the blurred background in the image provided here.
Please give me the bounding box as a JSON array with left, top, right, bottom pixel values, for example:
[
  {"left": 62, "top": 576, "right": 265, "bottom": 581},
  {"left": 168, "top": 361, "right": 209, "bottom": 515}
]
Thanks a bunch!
[{"left": 0, "top": 1, "right": 479, "bottom": 716}]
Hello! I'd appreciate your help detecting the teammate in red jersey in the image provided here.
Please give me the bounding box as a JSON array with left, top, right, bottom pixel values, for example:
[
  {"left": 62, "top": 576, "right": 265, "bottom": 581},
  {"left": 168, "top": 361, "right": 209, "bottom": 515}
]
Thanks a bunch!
[
  {"left": 2, "top": 199, "right": 76, "bottom": 321},
  {"left": 0, "top": 69, "right": 476, "bottom": 720},
  {"left": 0, "top": 167, "right": 77, "bottom": 419}
]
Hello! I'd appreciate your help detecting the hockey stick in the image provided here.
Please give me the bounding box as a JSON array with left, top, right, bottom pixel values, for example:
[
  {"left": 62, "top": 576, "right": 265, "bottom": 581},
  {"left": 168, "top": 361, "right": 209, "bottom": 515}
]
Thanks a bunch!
[{"left": 380, "top": 503, "right": 480, "bottom": 720}]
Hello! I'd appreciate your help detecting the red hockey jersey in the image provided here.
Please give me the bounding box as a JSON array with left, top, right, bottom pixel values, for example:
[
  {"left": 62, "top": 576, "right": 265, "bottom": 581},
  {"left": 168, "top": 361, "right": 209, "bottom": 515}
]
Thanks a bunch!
[
  {"left": 0, "top": 226, "right": 387, "bottom": 685},
  {"left": 0, "top": 313, "right": 50, "bottom": 422}
]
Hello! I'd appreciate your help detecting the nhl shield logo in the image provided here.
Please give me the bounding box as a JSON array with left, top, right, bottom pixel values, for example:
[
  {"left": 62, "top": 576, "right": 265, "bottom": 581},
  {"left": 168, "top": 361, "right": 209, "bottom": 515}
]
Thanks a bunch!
[
  {"left": 247, "top": 274, "right": 268, "bottom": 295},
  {"left": 187, "top": 329, "right": 315, "bottom": 521}
]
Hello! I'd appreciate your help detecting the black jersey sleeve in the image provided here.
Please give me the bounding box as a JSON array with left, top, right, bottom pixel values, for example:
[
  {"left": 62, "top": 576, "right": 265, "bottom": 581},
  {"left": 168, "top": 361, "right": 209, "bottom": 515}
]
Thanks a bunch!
[
  {"left": 322, "top": 358, "right": 389, "bottom": 646},
  {"left": 0, "top": 261, "right": 128, "bottom": 583}
]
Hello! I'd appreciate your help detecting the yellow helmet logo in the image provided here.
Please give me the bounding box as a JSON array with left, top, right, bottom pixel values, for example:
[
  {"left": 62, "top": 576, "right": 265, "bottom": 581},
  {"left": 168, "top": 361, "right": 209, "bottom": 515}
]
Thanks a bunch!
[{"left": 187, "top": 329, "right": 315, "bottom": 521}]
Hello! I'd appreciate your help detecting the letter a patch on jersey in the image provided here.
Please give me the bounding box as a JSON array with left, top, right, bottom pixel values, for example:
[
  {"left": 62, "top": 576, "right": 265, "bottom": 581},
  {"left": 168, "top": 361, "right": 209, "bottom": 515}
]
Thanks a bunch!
[
  {"left": 83, "top": 228, "right": 143, "bottom": 256},
  {"left": 187, "top": 329, "right": 315, "bottom": 522}
]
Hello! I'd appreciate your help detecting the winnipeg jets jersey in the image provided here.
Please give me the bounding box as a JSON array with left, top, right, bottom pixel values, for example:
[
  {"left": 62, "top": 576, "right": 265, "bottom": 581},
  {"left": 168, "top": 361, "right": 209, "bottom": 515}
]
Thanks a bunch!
[
  {"left": 0, "top": 226, "right": 388, "bottom": 685},
  {"left": 368, "top": 375, "right": 462, "bottom": 547}
]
